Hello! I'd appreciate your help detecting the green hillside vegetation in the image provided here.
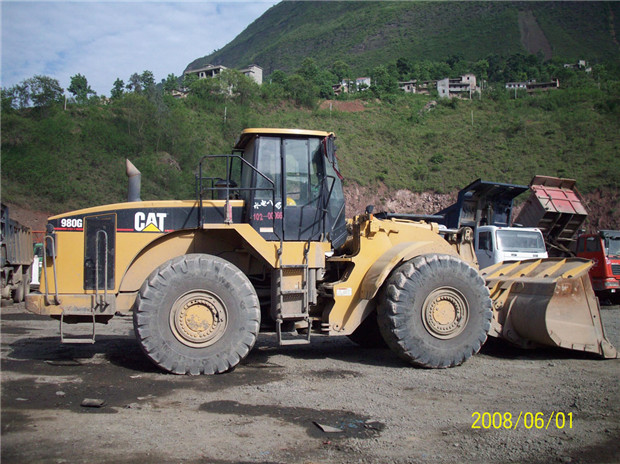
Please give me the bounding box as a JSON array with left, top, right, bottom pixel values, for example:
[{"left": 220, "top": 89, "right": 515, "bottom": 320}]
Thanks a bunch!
[
  {"left": 2, "top": 65, "right": 618, "bottom": 215},
  {"left": 187, "top": 2, "right": 620, "bottom": 77}
]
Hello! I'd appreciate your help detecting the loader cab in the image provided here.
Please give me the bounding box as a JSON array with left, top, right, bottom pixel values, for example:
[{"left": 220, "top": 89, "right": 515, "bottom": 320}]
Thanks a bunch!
[{"left": 233, "top": 129, "right": 347, "bottom": 247}]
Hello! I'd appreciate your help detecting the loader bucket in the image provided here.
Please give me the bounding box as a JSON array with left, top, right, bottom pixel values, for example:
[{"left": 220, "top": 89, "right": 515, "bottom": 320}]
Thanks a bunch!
[{"left": 482, "top": 258, "right": 617, "bottom": 358}]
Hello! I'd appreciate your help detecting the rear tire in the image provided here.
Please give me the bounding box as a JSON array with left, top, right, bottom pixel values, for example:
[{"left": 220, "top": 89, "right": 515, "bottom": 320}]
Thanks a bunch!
[
  {"left": 133, "top": 254, "right": 260, "bottom": 375},
  {"left": 377, "top": 254, "right": 492, "bottom": 368},
  {"left": 12, "top": 281, "right": 24, "bottom": 303},
  {"left": 11, "top": 269, "right": 28, "bottom": 303}
]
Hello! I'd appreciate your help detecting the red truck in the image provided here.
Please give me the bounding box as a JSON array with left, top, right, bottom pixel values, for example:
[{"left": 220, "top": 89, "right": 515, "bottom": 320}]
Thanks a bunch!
[{"left": 575, "top": 230, "right": 620, "bottom": 304}]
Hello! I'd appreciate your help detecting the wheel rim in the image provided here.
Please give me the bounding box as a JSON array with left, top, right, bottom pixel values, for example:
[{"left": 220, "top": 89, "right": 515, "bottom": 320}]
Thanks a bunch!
[
  {"left": 421, "top": 287, "right": 469, "bottom": 339},
  {"left": 169, "top": 291, "right": 228, "bottom": 348}
]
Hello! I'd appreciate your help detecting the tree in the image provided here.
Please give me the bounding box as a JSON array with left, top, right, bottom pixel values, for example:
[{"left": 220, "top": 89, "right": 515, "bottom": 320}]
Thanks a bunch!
[
  {"left": 182, "top": 73, "right": 198, "bottom": 89},
  {"left": 188, "top": 76, "right": 225, "bottom": 102},
  {"left": 332, "top": 60, "right": 351, "bottom": 82},
  {"left": 371, "top": 65, "right": 397, "bottom": 97},
  {"left": 396, "top": 57, "right": 412, "bottom": 80},
  {"left": 286, "top": 73, "right": 316, "bottom": 107},
  {"left": 412, "top": 61, "right": 432, "bottom": 82},
  {"left": 297, "top": 57, "right": 319, "bottom": 82},
  {"left": 473, "top": 59, "right": 489, "bottom": 81},
  {"left": 1, "top": 83, "right": 29, "bottom": 110},
  {"left": 430, "top": 61, "right": 451, "bottom": 80},
  {"left": 269, "top": 70, "right": 288, "bottom": 86},
  {"left": 212, "top": 69, "right": 260, "bottom": 104},
  {"left": 111, "top": 78, "right": 125, "bottom": 99},
  {"left": 316, "top": 69, "right": 337, "bottom": 99},
  {"left": 163, "top": 74, "right": 179, "bottom": 93},
  {"left": 126, "top": 73, "right": 142, "bottom": 93},
  {"left": 140, "top": 70, "right": 156, "bottom": 93},
  {"left": 23, "top": 75, "right": 64, "bottom": 108},
  {"left": 68, "top": 73, "right": 96, "bottom": 103},
  {"left": 262, "top": 70, "right": 287, "bottom": 102}
]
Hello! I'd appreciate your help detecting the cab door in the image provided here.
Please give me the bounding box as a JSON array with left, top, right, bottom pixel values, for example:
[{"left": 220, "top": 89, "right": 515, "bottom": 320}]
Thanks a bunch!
[
  {"left": 577, "top": 235, "right": 605, "bottom": 279},
  {"left": 282, "top": 138, "right": 322, "bottom": 241}
]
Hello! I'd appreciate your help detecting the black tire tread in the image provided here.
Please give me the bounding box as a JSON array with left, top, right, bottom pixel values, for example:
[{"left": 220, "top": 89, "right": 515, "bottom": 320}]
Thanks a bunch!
[
  {"left": 377, "top": 254, "right": 492, "bottom": 368},
  {"left": 133, "top": 254, "right": 260, "bottom": 375}
]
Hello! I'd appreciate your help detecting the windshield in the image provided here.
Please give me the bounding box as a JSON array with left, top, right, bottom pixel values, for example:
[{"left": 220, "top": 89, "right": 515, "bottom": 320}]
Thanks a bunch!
[
  {"left": 496, "top": 230, "right": 546, "bottom": 253},
  {"left": 605, "top": 235, "right": 620, "bottom": 257}
]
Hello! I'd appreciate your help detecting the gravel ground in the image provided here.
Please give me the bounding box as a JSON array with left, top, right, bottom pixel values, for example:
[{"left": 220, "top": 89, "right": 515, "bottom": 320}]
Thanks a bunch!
[{"left": 1, "top": 300, "right": 619, "bottom": 464}]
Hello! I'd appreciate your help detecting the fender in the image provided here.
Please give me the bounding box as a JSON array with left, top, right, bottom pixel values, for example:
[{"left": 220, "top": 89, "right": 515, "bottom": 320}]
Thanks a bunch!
[
  {"left": 360, "top": 240, "right": 458, "bottom": 300},
  {"left": 118, "top": 224, "right": 328, "bottom": 312},
  {"left": 119, "top": 226, "right": 270, "bottom": 294}
]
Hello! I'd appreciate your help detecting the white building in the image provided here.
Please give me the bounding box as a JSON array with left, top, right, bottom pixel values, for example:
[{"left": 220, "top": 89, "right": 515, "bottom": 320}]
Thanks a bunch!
[
  {"left": 240, "top": 65, "right": 263, "bottom": 85},
  {"left": 437, "top": 74, "right": 478, "bottom": 99},
  {"left": 184, "top": 64, "right": 263, "bottom": 85},
  {"left": 398, "top": 80, "right": 417, "bottom": 93},
  {"left": 355, "top": 77, "right": 371, "bottom": 89}
]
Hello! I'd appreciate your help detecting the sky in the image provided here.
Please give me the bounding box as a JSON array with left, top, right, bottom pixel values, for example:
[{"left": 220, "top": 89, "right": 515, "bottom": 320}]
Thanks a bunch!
[{"left": 1, "top": 0, "right": 278, "bottom": 97}]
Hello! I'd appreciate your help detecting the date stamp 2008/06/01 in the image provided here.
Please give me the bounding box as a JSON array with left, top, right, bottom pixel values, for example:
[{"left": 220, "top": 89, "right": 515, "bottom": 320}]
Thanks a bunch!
[{"left": 471, "top": 411, "right": 573, "bottom": 430}]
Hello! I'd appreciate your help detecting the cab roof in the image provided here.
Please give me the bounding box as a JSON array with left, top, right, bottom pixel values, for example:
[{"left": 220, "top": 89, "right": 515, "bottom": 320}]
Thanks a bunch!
[{"left": 234, "top": 128, "right": 333, "bottom": 150}]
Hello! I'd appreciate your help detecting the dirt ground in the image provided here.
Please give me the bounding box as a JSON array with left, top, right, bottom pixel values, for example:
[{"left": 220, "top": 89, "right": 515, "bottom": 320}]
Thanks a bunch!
[{"left": 1, "top": 298, "right": 619, "bottom": 464}]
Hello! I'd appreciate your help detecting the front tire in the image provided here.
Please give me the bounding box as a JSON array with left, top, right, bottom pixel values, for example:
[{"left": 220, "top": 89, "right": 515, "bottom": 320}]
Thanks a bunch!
[
  {"left": 377, "top": 254, "right": 492, "bottom": 368},
  {"left": 134, "top": 254, "right": 260, "bottom": 375}
]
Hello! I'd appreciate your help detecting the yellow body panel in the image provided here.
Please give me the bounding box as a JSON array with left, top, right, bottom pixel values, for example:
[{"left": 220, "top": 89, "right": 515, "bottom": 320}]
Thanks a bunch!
[{"left": 324, "top": 216, "right": 460, "bottom": 334}]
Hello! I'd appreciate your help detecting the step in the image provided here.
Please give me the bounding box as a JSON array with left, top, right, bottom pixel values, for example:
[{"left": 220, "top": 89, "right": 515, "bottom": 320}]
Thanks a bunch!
[
  {"left": 281, "top": 289, "right": 308, "bottom": 296},
  {"left": 60, "top": 311, "right": 96, "bottom": 344},
  {"left": 278, "top": 338, "right": 311, "bottom": 346},
  {"left": 280, "top": 264, "right": 308, "bottom": 269},
  {"left": 276, "top": 319, "right": 311, "bottom": 346},
  {"left": 60, "top": 337, "right": 96, "bottom": 345}
]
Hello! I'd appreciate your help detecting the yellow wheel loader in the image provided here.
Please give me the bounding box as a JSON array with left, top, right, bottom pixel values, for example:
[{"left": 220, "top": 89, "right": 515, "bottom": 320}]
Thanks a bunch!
[{"left": 25, "top": 129, "right": 617, "bottom": 374}]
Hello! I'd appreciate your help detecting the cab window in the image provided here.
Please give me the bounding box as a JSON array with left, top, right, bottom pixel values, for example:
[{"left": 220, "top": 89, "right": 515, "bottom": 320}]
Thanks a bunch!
[
  {"left": 585, "top": 237, "right": 602, "bottom": 253},
  {"left": 478, "top": 231, "right": 492, "bottom": 251},
  {"left": 255, "top": 137, "right": 281, "bottom": 200}
]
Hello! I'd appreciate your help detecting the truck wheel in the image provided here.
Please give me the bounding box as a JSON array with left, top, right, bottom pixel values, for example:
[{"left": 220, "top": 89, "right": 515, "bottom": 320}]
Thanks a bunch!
[
  {"left": 12, "top": 282, "right": 24, "bottom": 303},
  {"left": 11, "top": 269, "right": 27, "bottom": 303},
  {"left": 133, "top": 254, "right": 260, "bottom": 375},
  {"left": 377, "top": 254, "right": 492, "bottom": 368}
]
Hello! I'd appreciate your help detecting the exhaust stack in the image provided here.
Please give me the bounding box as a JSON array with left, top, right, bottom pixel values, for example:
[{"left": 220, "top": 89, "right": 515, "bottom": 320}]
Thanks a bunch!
[{"left": 126, "top": 159, "right": 141, "bottom": 202}]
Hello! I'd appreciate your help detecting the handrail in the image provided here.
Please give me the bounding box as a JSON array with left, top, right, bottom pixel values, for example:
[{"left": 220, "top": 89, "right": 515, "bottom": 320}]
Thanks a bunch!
[
  {"left": 43, "top": 234, "right": 60, "bottom": 305},
  {"left": 195, "top": 154, "right": 281, "bottom": 244},
  {"left": 95, "top": 229, "right": 109, "bottom": 307}
]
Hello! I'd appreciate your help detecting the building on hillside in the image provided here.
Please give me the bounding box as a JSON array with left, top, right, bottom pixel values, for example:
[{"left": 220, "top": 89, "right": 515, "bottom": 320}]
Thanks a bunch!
[
  {"left": 332, "top": 83, "right": 346, "bottom": 96},
  {"left": 189, "top": 64, "right": 227, "bottom": 79},
  {"left": 170, "top": 89, "right": 189, "bottom": 99},
  {"left": 355, "top": 77, "right": 371, "bottom": 90},
  {"left": 505, "top": 81, "right": 528, "bottom": 90},
  {"left": 331, "top": 77, "right": 372, "bottom": 95},
  {"left": 239, "top": 65, "right": 263, "bottom": 85},
  {"left": 437, "top": 74, "right": 479, "bottom": 99},
  {"left": 184, "top": 64, "right": 263, "bottom": 85},
  {"left": 505, "top": 79, "right": 559, "bottom": 93},
  {"left": 415, "top": 81, "right": 436, "bottom": 95},
  {"left": 563, "top": 60, "right": 591, "bottom": 73},
  {"left": 525, "top": 79, "right": 559, "bottom": 92},
  {"left": 398, "top": 80, "right": 417, "bottom": 93}
]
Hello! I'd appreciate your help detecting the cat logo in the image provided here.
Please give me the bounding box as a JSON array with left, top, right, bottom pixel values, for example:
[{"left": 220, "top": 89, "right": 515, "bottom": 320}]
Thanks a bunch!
[{"left": 134, "top": 212, "right": 168, "bottom": 232}]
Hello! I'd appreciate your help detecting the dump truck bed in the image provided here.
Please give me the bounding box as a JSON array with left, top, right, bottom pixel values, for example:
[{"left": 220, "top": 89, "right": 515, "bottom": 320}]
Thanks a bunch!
[{"left": 514, "top": 176, "right": 588, "bottom": 254}]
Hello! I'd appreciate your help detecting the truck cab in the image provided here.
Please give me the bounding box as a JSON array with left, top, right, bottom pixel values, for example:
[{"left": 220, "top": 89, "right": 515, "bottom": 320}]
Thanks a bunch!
[
  {"left": 576, "top": 230, "right": 620, "bottom": 302},
  {"left": 475, "top": 225, "right": 548, "bottom": 269}
]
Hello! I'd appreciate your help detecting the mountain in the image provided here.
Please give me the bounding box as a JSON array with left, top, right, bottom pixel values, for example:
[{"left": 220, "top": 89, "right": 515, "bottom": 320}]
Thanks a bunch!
[{"left": 185, "top": 1, "right": 620, "bottom": 76}]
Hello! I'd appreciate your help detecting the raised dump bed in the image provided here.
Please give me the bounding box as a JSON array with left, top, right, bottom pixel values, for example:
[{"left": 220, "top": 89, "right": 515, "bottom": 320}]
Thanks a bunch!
[{"left": 514, "top": 176, "right": 588, "bottom": 255}]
